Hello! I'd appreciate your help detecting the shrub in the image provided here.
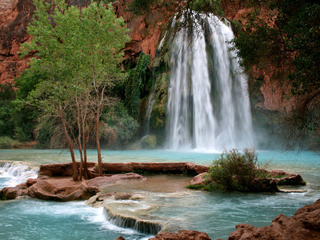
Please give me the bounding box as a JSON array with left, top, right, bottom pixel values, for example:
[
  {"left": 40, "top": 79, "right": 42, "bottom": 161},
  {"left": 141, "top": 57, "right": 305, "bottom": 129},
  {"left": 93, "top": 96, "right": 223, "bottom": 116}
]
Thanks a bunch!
[
  {"left": 0, "top": 136, "right": 20, "bottom": 149},
  {"left": 207, "top": 148, "right": 258, "bottom": 191}
]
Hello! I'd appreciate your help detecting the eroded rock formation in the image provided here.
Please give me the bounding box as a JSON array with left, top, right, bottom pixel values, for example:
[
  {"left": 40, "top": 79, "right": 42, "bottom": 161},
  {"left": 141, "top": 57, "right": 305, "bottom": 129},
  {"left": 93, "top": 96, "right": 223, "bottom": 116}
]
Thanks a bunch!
[
  {"left": 228, "top": 198, "right": 320, "bottom": 240},
  {"left": 0, "top": 0, "right": 295, "bottom": 113},
  {"left": 190, "top": 169, "right": 306, "bottom": 193},
  {"left": 0, "top": 0, "right": 166, "bottom": 85},
  {"left": 0, "top": 0, "right": 34, "bottom": 85},
  {"left": 0, "top": 169, "right": 146, "bottom": 201}
]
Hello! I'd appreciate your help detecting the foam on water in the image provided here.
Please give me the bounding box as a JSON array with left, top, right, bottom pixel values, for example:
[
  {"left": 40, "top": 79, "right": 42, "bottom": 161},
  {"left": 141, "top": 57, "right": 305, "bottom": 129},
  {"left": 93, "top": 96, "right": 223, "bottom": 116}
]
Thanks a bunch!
[
  {"left": 0, "top": 161, "right": 38, "bottom": 188},
  {"left": 0, "top": 150, "right": 319, "bottom": 239},
  {"left": 0, "top": 199, "right": 153, "bottom": 240}
]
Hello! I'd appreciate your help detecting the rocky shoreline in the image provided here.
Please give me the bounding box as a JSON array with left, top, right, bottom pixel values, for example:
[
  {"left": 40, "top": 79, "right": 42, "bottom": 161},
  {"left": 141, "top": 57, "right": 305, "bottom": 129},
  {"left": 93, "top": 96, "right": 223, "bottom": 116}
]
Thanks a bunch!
[{"left": 0, "top": 162, "right": 318, "bottom": 240}]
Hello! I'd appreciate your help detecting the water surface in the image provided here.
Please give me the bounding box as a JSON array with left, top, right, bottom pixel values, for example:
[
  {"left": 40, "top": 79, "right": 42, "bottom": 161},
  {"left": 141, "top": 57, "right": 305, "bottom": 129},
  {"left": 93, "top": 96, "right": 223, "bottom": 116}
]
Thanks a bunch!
[{"left": 0, "top": 149, "right": 319, "bottom": 239}]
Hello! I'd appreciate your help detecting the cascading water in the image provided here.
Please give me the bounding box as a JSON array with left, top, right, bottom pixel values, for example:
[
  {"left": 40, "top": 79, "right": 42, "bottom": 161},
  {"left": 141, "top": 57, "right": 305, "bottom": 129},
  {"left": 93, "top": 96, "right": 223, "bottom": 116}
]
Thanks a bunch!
[
  {"left": 0, "top": 161, "right": 38, "bottom": 188},
  {"left": 166, "top": 13, "right": 254, "bottom": 151}
]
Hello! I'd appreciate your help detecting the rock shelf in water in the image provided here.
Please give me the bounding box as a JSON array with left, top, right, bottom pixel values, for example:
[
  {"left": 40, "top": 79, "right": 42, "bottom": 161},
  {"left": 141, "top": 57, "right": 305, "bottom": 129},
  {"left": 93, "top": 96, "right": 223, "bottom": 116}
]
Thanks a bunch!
[
  {"left": 1, "top": 162, "right": 307, "bottom": 200},
  {"left": 115, "top": 198, "right": 320, "bottom": 240},
  {"left": 0, "top": 171, "right": 146, "bottom": 201}
]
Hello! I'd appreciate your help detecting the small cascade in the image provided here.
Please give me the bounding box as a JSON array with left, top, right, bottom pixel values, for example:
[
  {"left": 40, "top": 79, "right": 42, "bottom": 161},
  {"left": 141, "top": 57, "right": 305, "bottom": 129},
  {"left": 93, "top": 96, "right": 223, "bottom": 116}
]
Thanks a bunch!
[
  {"left": 0, "top": 161, "right": 38, "bottom": 187},
  {"left": 145, "top": 91, "right": 155, "bottom": 136},
  {"left": 166, "top": 13, "right": 254, "bottom": 152},
  {"left": 103, "top": 203, "right": 163, "bottom": 235}
]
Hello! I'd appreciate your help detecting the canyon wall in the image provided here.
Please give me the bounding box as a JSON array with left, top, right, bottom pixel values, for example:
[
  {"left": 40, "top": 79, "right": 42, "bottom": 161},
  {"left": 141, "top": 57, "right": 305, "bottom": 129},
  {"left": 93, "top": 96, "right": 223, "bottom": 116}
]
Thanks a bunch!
[{"left": 0, "top": 0, "right": 292, "bottom": 112}]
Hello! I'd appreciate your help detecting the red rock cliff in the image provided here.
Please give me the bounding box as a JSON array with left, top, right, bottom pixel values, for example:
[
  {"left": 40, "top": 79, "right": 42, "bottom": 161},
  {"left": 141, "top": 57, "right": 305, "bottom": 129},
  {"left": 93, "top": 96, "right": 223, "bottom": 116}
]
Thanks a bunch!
[{"left": 0, "top": 0, "right": 293, "bottom": 112}]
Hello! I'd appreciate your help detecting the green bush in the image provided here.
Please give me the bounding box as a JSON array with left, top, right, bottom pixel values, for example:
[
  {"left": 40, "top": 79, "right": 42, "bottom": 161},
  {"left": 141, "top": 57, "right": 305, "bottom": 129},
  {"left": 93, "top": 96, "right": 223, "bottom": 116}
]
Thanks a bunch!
[
  {"left": 207, "top": 148, "right": 258, "bottom": 191},
  {"left": 0, "top": 136, "right": 19, "bottom": 149},
  {"left": 124, "top": 53, "right": 151, "bottom": 118}
]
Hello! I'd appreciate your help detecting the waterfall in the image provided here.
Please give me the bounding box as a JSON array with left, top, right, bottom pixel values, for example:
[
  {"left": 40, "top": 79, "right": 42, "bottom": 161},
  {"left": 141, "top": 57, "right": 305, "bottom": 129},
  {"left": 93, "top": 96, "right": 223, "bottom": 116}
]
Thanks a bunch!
[
  {"left": 0, "top": 161, "right": 38, "bottom": 187},
  {"left": 166, "top": 14, "right": 254, "bottom": 152},
  {"left": 103, "top": 203, "right": 163, "bottom": 235}
]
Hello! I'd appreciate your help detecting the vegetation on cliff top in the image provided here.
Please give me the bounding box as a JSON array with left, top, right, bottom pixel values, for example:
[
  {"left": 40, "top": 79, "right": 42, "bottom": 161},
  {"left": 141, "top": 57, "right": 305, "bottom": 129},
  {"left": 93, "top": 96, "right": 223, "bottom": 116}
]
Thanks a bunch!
[{"left": 232, "top": 0, "right": 320, "bottom": 151}]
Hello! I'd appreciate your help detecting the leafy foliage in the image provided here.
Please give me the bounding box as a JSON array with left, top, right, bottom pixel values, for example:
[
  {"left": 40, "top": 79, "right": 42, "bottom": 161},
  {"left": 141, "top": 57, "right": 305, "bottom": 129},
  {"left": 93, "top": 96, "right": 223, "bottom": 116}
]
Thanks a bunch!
[
  {"left": 234, "top": 0, "right": 320, "bottom": 96},
  {"left": 101, "top": 102, "right": 139, "bottom": 145},
  {"left": 19, "top": 0, "right": 130, "bottom": 178},
  {"left": 0, "top": 136, "right": 20, "bottom": 149},
  {"left": 0, "top": 83, "right": 15, "bottom": 137},
  {"left": 207, "top": 148, "right": 258, "bottom": 191},
  {"left": 233, "top": 0, "right": 320, "bottom": 150},
  {"left": 124, "top": 53, "right": 151, "bottom": 118}
]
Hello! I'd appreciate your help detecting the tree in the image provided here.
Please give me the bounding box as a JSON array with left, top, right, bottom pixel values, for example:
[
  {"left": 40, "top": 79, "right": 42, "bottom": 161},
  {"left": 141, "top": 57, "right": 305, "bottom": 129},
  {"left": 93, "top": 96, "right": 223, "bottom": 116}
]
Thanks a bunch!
[{"left": 20, "top": 0, "right": 130, "bottom": 180}]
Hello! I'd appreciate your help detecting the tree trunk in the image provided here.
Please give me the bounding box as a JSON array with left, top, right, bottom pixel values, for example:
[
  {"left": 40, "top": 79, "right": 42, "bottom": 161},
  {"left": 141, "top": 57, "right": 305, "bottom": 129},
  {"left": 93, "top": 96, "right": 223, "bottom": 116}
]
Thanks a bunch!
[
  {"left": 60, "top": 111, "right": 79, "bottom": 181},
  {"left": 96, "top": 106, "right": 102, "bottom": 176}
]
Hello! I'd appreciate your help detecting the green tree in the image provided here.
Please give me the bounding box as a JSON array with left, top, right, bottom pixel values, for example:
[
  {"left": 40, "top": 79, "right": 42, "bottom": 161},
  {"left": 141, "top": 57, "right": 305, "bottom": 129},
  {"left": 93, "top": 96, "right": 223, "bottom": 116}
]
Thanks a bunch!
[
  {"left": 20, "top": 0, "right": 130, "bottom": 180},
  {"left": 0, "top": 83, "right": 15, "bottom": 137}
]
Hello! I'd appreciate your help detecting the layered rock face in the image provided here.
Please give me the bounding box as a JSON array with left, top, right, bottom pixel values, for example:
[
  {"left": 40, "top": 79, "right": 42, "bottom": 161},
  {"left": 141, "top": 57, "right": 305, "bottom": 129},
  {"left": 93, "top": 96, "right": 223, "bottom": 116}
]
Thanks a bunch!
[
  {"left": 0, "top": 0, "right": 292, "bottom": 113},
  {"left": 0, "top": 0, "right": 34, "bottom": 85},
  {"left": 0, "top": 0, "right": 166, "bottom": 85}
]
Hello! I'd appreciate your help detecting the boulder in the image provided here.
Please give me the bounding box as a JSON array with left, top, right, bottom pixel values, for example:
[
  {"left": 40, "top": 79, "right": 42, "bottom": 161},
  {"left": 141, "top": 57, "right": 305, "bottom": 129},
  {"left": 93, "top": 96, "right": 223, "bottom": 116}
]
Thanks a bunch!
[
  {"left": 249, "top": 178, "right": 280, "bottom": 192},
  {"left": 0, "top": 186, "right": 26, "bottom": 200},
  {"left": 186, "top": 163, "right": 210, "bottom": 175},
  {"left": 228, "top": 198, "right": 320, "bottom": 240},
  {"left": 141, "top": 135, "right": 157, "bottom": 149},
  {"left": 276, "top": 174, "right": 306, "bottom": 186},
  {"left": 114, "top": 237, "right": 126, "bottom": 240},
  {"left": 257, "top": 169, "right": 306, "bottom": 186},
  {"left": 149, "top": 230, "right": 211, "bottom": 240},
  {"left": 27, "top": 179, "right": 99, "bottom": 201},
  {"left": 190, "top": 173, "right": 207, "bottom": 185}
]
